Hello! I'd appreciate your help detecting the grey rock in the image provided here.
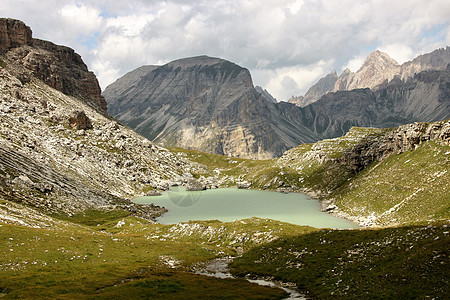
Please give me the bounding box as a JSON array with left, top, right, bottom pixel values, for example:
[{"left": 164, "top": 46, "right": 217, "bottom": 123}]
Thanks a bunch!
[
  {"left": 104, "top": 56, "right": 318, "bottom": 159},
  {"left": 186, "top": 179, "right": 206, "bottom": 191}
]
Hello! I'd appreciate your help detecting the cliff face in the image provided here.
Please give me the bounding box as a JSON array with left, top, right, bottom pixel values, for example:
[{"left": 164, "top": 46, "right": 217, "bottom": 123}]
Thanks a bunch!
[
  {"left": 0, "top": 18, "right": 107, "bottom": 111},
  {"left": 0, "top": 18, "right": 33, "bottom": 53},
  {"left": 104, "top": 56, "right": 318, "bottom": 159}
]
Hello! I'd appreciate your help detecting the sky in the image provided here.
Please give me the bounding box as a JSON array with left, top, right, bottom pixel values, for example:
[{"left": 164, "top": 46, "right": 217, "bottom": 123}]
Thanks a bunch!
[{"left": 1, "top": 0, "right": 449, "bottom": 101}]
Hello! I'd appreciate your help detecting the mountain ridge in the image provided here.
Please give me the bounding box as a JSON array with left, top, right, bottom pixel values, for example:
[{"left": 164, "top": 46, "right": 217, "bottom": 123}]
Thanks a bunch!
[
  {"left": 105, "top": 52, "right": 450, "bottom": 158},
  {"left": 290, "top": 46, "right": 450, "bottom": 106}
]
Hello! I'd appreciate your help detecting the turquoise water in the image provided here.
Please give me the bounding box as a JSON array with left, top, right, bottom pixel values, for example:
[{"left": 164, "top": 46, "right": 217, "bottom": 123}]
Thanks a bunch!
[{"left": 133, "top": 186, "right": 358, "bottom": 229}]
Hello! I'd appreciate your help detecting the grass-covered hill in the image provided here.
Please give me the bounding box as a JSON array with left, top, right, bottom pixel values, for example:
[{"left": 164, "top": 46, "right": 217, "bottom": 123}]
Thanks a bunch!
[{"left": 230, "top": 223, "right": 449, "bottom": 299}]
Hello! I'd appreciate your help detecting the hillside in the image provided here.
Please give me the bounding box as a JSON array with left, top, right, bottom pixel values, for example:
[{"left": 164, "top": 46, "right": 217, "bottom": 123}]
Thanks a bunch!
[{"left": 0, "top": 18, "right": 194, "bottom": 221}]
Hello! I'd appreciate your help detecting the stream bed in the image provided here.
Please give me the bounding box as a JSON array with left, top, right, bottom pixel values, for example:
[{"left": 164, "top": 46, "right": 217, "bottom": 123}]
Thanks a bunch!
[{"left": 193, "top": 257, "right": 306, "bottom": 299}]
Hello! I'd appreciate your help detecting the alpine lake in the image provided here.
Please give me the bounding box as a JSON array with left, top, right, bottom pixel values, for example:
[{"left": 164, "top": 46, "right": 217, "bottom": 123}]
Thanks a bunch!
[{"left": 133, "top": 186, "right": 358, "bottom": 229}]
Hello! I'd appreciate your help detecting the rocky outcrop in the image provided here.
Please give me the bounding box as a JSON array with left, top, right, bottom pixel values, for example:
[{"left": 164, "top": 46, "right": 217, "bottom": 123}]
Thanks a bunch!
[
  {"left": 185, "top": 179, "right": 207, "bottom": 191},
  {"left": 104, "top": 56, "right": 318, "bottom": 159},
  {"left": 68, "top": 110, "right": 93, "bottom": 130},
  {"left": 0, "top": 18, "right": 32, "bottom": 53},
  {"left": 0, "top": 18, "right": 107, "bottom": 112},
  {"left": 342, "top": 120, "right": 450, "bottom": 173}
]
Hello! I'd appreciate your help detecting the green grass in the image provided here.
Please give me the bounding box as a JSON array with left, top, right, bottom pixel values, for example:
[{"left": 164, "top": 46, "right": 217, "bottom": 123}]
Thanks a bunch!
[
  {"left": 0, "top": 206, "right": 318, "bottom": 299},
  {"left": 329, "top": 141, "right": 450, "bottom": 226},
  {"left": 230, "top": 223, "right": 450, "bottom": 299}
]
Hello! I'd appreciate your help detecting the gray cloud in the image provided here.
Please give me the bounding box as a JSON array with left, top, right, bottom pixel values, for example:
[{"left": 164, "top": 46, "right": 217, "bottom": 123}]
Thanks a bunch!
[{"left": 1, "top": 0, "right": 449, "bottom": 101}]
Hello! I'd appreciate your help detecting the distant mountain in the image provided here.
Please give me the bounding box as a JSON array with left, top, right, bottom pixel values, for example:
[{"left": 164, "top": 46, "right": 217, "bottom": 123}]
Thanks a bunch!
[
  {"left": 289, "top": 71, "right": 338, "bottom": 107},
  {"left": 284, "top": 64, "right": 450, "bottom": 139},
  {"left": 105, "top": 53, "right": 450, "bottom": 158},
  {"left": 104, "top": 56, "right": 318, "bottom": 159},
  {"left": 290, "top": 46, "right": 450, "bottom": 106}
]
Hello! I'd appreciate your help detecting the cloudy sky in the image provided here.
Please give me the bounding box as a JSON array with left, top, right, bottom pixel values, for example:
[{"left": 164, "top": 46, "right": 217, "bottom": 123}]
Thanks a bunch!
[{"left": 1, "top": 0, "right": 449, "bottom": 101}]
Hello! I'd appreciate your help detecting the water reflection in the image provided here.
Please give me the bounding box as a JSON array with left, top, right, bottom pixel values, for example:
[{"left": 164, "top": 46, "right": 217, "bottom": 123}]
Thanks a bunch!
[{"left": 167, "top": 187, "right": 202, "bottom": 207}]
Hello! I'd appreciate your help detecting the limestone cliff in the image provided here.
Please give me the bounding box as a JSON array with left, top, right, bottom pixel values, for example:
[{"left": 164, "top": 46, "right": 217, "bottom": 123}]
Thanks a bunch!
[{"left": 0, "top": 18, "right": 107, "bottom": 112}]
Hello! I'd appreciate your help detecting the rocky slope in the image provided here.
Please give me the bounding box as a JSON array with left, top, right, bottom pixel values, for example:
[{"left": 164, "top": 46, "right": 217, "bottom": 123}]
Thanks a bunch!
[
  {"left": 255, "top": 86, "right": 277, "bottom": 103},
  {"left": 104, "top": 56, "right": 318, "bottom": 159},
  {"left": 0, "top": 19, "right": 196, "bottom": 220},
  {"left": 0, "top": 18, "right": 107, "bottom": 112},
  {"left": 276, "top": 120, "right": 450, "bottom": 226}
]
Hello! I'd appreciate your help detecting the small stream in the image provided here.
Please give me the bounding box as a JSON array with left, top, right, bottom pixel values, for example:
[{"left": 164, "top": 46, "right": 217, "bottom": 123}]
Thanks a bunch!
[{"left": 193, "top": 257, "right": 306, "bottom": 300}]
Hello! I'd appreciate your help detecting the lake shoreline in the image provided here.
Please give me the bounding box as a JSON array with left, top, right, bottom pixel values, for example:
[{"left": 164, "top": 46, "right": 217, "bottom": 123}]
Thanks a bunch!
[{"left": 133, "top": 186, "right": 359, "bottom": 229}]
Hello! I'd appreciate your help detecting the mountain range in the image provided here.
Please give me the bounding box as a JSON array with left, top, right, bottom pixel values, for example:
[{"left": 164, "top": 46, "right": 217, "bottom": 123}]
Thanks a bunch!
[
  {"left": 0, "top": 18, "right": 448, "bottom": 299},
  {"left": 105, "top": 48, "right": 450, "bottom": 158},
  {"left": 289, "top": 47, "right": 450, "bottom": 107}
]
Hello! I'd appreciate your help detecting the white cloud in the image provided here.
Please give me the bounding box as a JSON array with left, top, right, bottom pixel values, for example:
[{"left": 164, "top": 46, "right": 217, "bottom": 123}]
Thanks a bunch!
[
  {"left": 1, "top": 0, "right": 449, "bottom": 100},
  {"left": 343, "top": 55, "right": 367, "bottom": 73},
  {"left": 58, "top": 4, "right": 102, "bottom": 35},
  {"left": 254, "top": 60, "right": 334, "bottom": 101},
  {"left": 378, "top": 43, "right": 414, "bottom": 64}
]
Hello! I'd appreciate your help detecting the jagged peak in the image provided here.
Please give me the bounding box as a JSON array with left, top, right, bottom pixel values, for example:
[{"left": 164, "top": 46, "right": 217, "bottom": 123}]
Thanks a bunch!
[{"left": 359, "top": 50, "right": 399, "bottom": 71}]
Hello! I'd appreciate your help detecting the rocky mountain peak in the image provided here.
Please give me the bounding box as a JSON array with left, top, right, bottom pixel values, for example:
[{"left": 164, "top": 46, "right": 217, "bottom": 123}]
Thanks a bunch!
[
  {"left": 0, "top": 18, "right": 107, "bottom": 112},
  {"left": 360, "top": 50, "right": 399, "bottom": 71},
  {"left": 334, "top": 50, "right": 400, "bottom": 92}
]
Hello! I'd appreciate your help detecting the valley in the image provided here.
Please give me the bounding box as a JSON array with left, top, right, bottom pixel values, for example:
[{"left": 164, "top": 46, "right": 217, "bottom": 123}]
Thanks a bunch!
[{"left": 0, "top": 18, "right": 448, "bottom": 299}]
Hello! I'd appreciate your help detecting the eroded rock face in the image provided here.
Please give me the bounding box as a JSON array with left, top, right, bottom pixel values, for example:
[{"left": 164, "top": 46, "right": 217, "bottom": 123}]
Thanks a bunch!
[
  {"left": 0, "top": 18, "right": 32, "bottom": 53},
  {"left": 104, "top": 56, "right": 318, "bottom": 159},
  {"left": 342, "top": 120, "right": 450, "bottom": 173},
  {"left": 0, "top": 18, "right": 107, "bottom": 112}
]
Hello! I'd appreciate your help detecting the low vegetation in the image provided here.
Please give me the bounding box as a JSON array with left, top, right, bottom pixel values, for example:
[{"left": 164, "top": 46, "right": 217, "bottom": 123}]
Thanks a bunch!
[
  {"left": 230, "top": 223, "right": 450, "bottom": 299},
  {"left": 0, "top": 200, "right": 316, "bottom": 299}
]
